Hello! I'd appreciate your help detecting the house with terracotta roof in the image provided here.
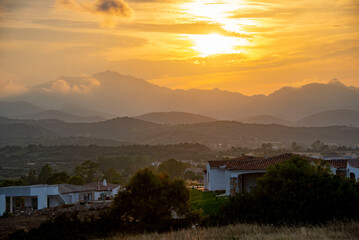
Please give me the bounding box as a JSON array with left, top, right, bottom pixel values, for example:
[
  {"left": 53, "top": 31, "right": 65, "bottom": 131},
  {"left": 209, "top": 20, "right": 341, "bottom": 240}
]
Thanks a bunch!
[{"left": 204, "top": 153, "right": 359, "bottom": 196}]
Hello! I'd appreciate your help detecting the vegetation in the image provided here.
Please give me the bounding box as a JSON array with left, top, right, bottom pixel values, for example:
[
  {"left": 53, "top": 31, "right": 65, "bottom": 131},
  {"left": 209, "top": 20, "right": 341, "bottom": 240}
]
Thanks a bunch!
[
  {"left": 157, "top": 158, "right": 187, "bottom": 179},
  {"left": 110, "top": 221, "right": 359, "bottom": 240},
  {"left": 214, "top": 156, "right": 359, "bottom": 225},
  {"left": 0, "top": 143, "right": 211, "bottom": 179},
  {"left": 9, "top": 169, "right": 196, "bottom": 239},
  {"left": 190, "top": 189, "right": 227, "bottom": 216}
]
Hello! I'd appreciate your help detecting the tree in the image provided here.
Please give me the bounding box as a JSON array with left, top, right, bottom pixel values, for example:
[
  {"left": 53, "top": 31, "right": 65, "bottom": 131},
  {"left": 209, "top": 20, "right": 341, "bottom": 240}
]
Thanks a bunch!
[
  {"left": 74, "top": 160, "right": 100, "bottom": 183},
  {"left": 218, "top": 156, "right": 359, "bottom": 224},
  {"left": 37, "top": 164, "right": 53, "bottom": 183},
  {"left": 26, "top": 169, "right": 37, "bottom": 185},
  {"left": 311, "top": 140, "right": 323, "bottom": 151},
  {"left": 157, "top": 159, "right": 187, "bottom": 179},
  {"left": 69, "top": 176, "right": 85, "bottom": 185},
  {"left": 102, "top": 168, "right": 123, "bottom": 184},
  {"left": 111, "top": 169, "right": 191, "bottom": 227},
  {"left": 47, "top": 172, "right": 70, "bottom": 184}
]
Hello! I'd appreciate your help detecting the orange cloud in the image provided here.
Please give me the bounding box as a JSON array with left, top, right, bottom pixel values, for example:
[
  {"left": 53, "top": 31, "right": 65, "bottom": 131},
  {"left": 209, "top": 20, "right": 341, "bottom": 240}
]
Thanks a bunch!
[
  {"left": 0, "top": 79, "right": 28, "bottom": 98},
  {"left": 56, "top": 0, "right": 133, "bottom": 27},
  {"left": 41, "top": 77, "right": 101, "bottom": 94}
]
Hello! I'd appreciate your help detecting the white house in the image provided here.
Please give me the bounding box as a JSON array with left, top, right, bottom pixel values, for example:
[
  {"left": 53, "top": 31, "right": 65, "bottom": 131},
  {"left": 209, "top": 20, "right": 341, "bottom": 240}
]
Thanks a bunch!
[
  {"left": 204, "top": 153, "right": 359, "bottom": 196},
  {"left": 0, "top": 180, "right": 121, "bottom": 216}
]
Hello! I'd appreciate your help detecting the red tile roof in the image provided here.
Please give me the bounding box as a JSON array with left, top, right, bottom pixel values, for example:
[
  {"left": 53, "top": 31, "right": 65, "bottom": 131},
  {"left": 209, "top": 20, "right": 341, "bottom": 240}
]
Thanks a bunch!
[
  {"left": 208, "top": 160, "right": 228, "bottom": 168},
  {"left": 325, "top": 160, "right": 348, "bottom": 169},
  {"left": 58, "top": 182, "right": 120, "bottom": 194},
  {"left": 208, "top": 153, "right": 318, "bottom": 171},
  {"left": 349, "top": 159, "right": 359, "bottom": 168}
]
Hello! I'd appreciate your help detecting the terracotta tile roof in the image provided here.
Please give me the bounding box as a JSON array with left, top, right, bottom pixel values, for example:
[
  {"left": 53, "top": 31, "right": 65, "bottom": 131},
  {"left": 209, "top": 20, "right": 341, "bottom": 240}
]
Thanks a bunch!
[
  {"left": 57, "top": 182, "right": 120, "bottom": 194},
  {"left": 226, "top": 157, "right": 264, "bottom": 169},
  {"left": 325, "top": 160, "right": 348, "bottom": 169},
  {"left": 208, "top": 153, "right": 318, "bottom": 171},
  {"left": 208, "top": 160, "right": 228, "bottom": 168},
  {"left": 208, "top": 156, "right": 262, "bottom": 169},
  {"left": 83, "top": 182, "right": 120, "bottom": 191},
  {"left": 349, "top": 159, "right": 359, "bottom": 168}
]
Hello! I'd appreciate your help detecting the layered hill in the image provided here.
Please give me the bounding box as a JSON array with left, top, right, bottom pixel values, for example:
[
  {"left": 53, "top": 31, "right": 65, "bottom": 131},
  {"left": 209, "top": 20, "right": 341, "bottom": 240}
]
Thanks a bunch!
[
  {"left": 0, "top": 117, "right": 358, "bottom": 147},
  {"left": 296, "top": 110, "right": 359, "bottom": 127},
  {"left": 136, "top": 112, "right": 216, "bottom": 125},
  {"left": 19, "top": 110, "right": 106, "bottom": 123}
]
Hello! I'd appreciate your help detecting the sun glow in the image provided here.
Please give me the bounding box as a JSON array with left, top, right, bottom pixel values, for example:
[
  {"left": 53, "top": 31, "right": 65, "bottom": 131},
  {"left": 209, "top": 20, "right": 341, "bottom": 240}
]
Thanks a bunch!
[
  {"left": 181, "top": 1, "right": 254, "bottom": 57},
  {"left": 189, "top": 34, "right": 249, "bottom": 57}
]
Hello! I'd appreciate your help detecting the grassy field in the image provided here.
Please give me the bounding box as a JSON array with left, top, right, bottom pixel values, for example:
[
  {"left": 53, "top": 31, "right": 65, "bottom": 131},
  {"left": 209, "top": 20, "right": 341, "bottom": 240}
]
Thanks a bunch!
[
  {"left": 190, "top": 189, "right": 228, "bottom": 216},
  {"left": 106, "top": 221, "right": 359, "bottom": 240}
]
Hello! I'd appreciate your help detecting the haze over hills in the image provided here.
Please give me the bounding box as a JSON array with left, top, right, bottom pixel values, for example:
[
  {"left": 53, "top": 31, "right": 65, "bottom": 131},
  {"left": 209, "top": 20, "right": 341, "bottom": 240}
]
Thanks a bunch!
[
  {"left": 0, "top": 116, "right": 358, "bottom": 147},
  {"left": 0, "top": 101, "right": 43, "bottom": 117},
  {"left": 18, "top": 110, "right": 106, "bottom": 123},
  {"left": 295, "top": 110, "right": 359, "bottom": 128},
  {"left": 135, "top": 112, "right": 217, "bottom": 125},
  {"left": 2, "top": 71, "right": 359, "bottom": 121},
  {"left": 239, "top": 115, "right": 291, "bottom": 126}
]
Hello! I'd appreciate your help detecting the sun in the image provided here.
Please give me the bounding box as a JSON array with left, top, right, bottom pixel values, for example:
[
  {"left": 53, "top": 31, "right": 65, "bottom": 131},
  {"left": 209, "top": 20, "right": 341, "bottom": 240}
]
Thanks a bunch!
[{"left": 189, "top": 34, "right": 249, "bottom": 57}]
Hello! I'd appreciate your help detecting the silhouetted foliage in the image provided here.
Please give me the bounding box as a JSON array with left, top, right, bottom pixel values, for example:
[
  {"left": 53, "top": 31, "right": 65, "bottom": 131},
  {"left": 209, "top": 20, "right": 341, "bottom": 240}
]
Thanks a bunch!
[
  {"left": 212, "top": 156, "right": 359, "bottom": 225},
  {"left": 157, "top": 158, "right": 187, "bottom": 179}
]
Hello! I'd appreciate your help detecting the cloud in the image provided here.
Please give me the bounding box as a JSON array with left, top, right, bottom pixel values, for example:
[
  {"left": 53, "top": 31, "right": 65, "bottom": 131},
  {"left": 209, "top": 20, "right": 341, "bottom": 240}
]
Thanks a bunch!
[
  {"left": 57, "top": 0, "right": 133, "bottom": 27},
  {"left": 0, "top": 79, "right": 28, "bottom": 98},
  {"left": 41, "top": 77, "right": 101, "bottom": 94}
]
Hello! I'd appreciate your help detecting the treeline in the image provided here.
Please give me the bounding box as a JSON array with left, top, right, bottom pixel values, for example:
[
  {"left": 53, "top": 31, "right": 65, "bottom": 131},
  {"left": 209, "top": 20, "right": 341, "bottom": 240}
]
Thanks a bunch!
[
  {"left": 0, "top": 143, "right": 212, "bottom": 178},
  {"left": 0, "top": 160, "right": 124, "bottom": 187}
]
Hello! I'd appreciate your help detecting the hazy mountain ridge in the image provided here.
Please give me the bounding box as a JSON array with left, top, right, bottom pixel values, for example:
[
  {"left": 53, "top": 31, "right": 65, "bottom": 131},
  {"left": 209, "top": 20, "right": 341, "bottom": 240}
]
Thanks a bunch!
[
  {"left": 240, "top": 115, "right": 291, "bottom": 125},
  {"left": 0, "top": 116, "right": 358, "bottom": 147},
  {"left": 295, "top": 109, "right": 359, "bottom": 127},
  {"left": 2, "top": 70, "right": 359, "bottom": 120},
  {"left": 18, "top": 110, "right": 106, "bottom": 123},
  {"left": 135, "top": 112, "right": 217, "bottom": 125}
]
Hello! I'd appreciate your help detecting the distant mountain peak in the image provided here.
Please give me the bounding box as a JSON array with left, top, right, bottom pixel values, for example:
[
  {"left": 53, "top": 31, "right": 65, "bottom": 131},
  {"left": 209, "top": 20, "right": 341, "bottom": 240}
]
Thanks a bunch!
[{"left": 328, "top": 78, "right": 345, "bottom": 87}]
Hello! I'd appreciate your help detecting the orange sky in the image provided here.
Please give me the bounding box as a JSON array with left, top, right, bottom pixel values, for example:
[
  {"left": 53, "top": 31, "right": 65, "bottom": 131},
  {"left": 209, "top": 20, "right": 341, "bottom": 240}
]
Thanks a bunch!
[{"left": 0, "top": 0, "right": 358, "bottom": 96}]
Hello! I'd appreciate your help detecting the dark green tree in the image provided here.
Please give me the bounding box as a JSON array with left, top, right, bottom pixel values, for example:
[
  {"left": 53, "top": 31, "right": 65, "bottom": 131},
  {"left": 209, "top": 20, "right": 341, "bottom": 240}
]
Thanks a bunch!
[
  {"left": 69, "top": 176, "right": 85, "bottom": 185},
  {"left": 111, "top": 169, "right": 191, "bottom": 226},
  {"left": 47, "top": 172, "right": 70, "bottom": 184},
  {"left": 74, "top": 160, "right": 100, "bottom": 183},
  {"left": 157, "top": 159, "right": 187, "bottom": 179},
  {"left": 102, "top": 168, "right": 123, "bottom": 184},
  {"left": 218, "top": 156, "right": 359, "bottom": 224},
  {"left": 37, "top": 164, "right": 53, "bottom": 183},
  {"left": 26, "top": 169, "right": 37, "bottom": 185}
]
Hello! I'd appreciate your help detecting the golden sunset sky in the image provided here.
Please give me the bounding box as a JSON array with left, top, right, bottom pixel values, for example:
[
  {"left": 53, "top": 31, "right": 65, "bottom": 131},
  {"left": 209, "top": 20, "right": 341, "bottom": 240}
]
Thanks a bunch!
[{"left": 0, "top": 0, "right": 358, "bottom": 96}]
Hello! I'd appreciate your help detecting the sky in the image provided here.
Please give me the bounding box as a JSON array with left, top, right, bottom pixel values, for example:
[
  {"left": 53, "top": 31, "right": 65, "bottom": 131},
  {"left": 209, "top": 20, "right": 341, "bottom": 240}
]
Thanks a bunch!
[{"left": 0, "top": 0, "right": 358, "bottom": 96}]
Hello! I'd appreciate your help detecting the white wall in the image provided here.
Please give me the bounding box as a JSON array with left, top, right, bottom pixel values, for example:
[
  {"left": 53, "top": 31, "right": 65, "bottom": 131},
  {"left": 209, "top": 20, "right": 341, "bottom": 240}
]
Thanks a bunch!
[
  {"left": 207, "top": 165, "right": 226, "bottom": 191},
  {"left": 348, "top": 165, "right": 359, "bottom": 181},
  {"left": 0, "top": 194, "right": 5, "bottom": 216}
]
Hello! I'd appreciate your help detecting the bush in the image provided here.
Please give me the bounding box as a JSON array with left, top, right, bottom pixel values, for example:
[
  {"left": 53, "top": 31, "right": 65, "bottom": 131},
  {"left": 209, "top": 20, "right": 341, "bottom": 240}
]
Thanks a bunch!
[{"left": 213, "top": 156, "right": 359, "bottom": 225}]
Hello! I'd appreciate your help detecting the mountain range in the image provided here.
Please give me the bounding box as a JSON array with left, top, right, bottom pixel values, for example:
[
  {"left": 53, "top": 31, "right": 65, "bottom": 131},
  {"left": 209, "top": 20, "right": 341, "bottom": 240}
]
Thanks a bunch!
[
  {"left": 0, "top": 116, "right": 358, "bottom": 147},
  {"left": 2, "top": 70, "right": 359, "bottom": 121}
]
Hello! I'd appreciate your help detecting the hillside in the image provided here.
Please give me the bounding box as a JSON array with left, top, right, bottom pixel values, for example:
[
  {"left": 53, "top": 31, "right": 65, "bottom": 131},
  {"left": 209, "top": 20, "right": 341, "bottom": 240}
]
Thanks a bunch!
[
  {"left": 296, "top": 109, "right": 359, "bottom": 127},
  {"left": 0, "top": 101, "right": 43, "bottom": 117},
  {"left": 0, "top": 117, "right": 358, "bottom": 147},
  {"left": 19, "top": 110, "right": 106, "bottom": 123},
  {"left": 240, "top": 115, "right": 292, "bottom": 125},
  {"left": 136, "top": 112, "right": 216, "bottom": 125}
]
